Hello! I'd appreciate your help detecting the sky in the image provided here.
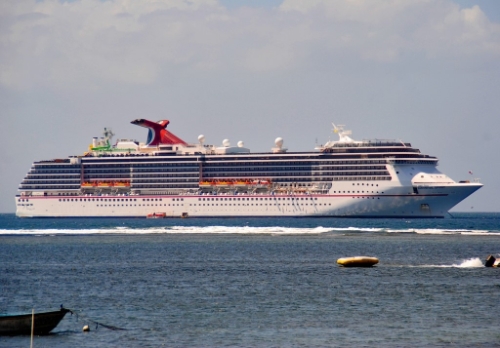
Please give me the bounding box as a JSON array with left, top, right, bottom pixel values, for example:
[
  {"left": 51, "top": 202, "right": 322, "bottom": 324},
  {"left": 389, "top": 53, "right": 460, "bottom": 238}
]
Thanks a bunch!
[{"left": 1, "top": 0, "right": 499, "bottom": 213}]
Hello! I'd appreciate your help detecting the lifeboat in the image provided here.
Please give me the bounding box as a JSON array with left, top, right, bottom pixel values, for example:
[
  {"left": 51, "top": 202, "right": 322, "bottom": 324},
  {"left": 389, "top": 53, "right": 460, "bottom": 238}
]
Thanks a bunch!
[
  {"left": 113, "top": 181, "right": 130, "bottom": 187},
  {"left": 97, "top": 182, "right": 111, "bottom": 187},
  {"left": 147, "top": 212, "right": 166, "bottom": 219},
  {"left": 81, "top": 182, "right": 96, "bottom": 187},
  {"left": 337, "top": 256, "right": 379, "bottom": 267},
  {"left": 253, "top": 179, "right": 271, "bottom": 187},
  {"left": 199, "top": 181, "right": 214, "bottom": 187},
  {"left": 215, "top": 180, "right": 232, "bottom": 187}
]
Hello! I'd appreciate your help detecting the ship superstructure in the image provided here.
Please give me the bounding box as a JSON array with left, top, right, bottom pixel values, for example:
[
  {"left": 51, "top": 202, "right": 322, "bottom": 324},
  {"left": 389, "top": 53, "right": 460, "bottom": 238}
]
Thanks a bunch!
[{"left": 16, "top": 119, "right": 482, "bottom": 218}]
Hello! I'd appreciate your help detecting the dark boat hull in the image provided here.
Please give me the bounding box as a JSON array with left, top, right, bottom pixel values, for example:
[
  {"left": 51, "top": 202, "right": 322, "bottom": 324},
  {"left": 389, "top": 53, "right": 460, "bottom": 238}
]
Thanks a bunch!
[{"left": 0, "top": 308, "right": 70, "bottom": 336}]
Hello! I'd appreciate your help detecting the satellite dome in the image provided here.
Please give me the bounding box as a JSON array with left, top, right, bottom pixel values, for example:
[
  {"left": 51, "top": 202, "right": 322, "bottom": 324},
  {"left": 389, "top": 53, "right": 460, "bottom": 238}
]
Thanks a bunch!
[
  {"left": 198, "top": 135, "right": 205, "bottom": 144},
  {"left": 237, "top": 141, "right": 244, "bottom": 148},
  {"left": 275, "top": 137, "right": 283, "bottom": 148},
  {"left": 222, "top": 139, "right": 230, "bottom": 147}
]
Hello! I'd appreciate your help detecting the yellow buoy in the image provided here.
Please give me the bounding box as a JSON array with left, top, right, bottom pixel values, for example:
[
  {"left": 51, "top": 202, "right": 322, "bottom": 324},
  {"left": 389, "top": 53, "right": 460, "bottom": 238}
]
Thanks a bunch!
[{"left": 337, "top": 256, "right": 379, "bottom": 267}]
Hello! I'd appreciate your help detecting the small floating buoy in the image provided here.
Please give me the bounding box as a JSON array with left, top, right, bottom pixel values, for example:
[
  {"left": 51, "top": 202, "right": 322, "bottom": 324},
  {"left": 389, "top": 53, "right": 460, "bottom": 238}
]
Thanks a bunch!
[
  {"left": 337, "top": 256, "right": 379, "bottom": 267},
  {"left": 83, "top": 325, "right": 90, "bottom": 332}
]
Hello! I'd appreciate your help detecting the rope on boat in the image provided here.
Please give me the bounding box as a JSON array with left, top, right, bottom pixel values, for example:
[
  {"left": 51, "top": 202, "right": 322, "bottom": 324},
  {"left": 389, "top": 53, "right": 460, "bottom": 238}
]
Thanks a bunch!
[{"left": 66, "top": 307, "right": 127, "bottom": 331}]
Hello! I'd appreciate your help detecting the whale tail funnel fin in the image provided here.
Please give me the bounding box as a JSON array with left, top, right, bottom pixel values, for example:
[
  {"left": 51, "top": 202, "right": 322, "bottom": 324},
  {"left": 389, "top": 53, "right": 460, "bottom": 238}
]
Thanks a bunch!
[{"left": 131, "top": 119, "right": 187, "bottom": 146}]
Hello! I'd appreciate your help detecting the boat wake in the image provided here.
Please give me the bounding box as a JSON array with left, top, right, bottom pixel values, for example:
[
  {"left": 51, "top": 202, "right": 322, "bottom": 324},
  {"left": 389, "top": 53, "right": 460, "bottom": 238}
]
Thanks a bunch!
[{"left": 416, "top": 257, "right": 486, "bottom": 268}]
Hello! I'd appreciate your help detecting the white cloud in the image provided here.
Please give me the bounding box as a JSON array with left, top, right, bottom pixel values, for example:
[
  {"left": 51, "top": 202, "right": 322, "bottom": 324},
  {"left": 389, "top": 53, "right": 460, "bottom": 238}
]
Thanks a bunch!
[
  {"left": 280, "top": 0, "right": 500, "bottom": 61},
  {"left": 0, "top": 0, "right": 499, "bottom": 89},
  {"left": 0, "top": 0, "right": 226, "bottom": 89}
]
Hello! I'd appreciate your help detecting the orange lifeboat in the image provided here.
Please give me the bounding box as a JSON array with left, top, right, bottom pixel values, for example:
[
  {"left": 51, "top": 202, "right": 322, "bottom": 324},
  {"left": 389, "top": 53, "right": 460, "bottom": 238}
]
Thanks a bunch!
[
  {"left": 81, "top": 182, "right": 96, "bottom": 187},
  {"left": 113, "top": 181, "right": 130, "bottom": 187},
  {"left": 97, "top": 182, "right": 111, "bottom": 187},
  {"left": 215, "top": 180, "right": 232, "bottom": 187}
]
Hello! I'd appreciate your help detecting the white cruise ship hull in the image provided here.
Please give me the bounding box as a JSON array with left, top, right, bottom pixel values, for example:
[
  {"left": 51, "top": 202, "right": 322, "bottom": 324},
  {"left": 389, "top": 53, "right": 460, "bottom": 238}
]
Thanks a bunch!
[{"left": 16, "top": 183, "right": 482, "bottom": 218}]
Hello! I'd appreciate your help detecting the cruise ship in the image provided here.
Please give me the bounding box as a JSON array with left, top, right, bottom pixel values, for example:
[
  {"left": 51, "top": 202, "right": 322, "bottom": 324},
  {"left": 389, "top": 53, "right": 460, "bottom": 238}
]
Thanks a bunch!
[{"left": 15, "top": 119, "right": 482, "bottom": 218}]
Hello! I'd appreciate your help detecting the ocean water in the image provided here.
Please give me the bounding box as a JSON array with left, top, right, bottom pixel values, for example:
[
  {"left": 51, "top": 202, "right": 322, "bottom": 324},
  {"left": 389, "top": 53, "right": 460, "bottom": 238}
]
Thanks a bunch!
[{"left": 1, "top": 213, "right": 500, "bottom": 347}]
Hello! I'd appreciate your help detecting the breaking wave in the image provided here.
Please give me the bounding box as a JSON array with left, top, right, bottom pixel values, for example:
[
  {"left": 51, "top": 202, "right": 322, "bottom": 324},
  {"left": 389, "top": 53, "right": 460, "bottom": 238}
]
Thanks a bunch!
[
  {"left": 0, "top": 226, "right": 332, "bottom": 235},
  {"left": 0, "top": 226, "right": 499, "bottom": 235}
]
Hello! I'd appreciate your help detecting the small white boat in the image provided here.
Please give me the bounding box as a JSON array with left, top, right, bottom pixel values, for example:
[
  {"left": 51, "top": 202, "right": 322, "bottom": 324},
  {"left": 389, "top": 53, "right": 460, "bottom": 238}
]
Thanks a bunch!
[
  {"left": 147, "top": 212, "right": 166, "bottom": 219},
  {"left": 485, "top": 255, "right": 500, "bottom": 267},
  {"left": 337, "top": 256, "right": 379, "bottom": 267}
]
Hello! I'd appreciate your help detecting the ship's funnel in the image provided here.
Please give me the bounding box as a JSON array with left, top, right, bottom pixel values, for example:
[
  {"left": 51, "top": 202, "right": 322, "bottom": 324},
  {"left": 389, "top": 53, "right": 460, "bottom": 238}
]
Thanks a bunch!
[{"left": 131, "top": 119, "right": 187, "bottom": 146}]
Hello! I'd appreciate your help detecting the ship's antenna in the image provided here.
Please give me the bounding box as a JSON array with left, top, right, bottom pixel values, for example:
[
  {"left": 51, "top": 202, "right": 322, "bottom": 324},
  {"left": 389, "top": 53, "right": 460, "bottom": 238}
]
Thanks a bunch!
[
  {"left": 103, "top": 127, "right": 115, "bottom": 146},
  {"left": 331, "top": 122, "right": 353, "bottom": 142}
]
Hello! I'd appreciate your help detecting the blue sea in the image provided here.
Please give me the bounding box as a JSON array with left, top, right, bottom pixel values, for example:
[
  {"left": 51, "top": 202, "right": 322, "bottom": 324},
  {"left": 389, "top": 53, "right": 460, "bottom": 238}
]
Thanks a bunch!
[{"left": 1, "top": 213, "right": 500, "bottom": 347}]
